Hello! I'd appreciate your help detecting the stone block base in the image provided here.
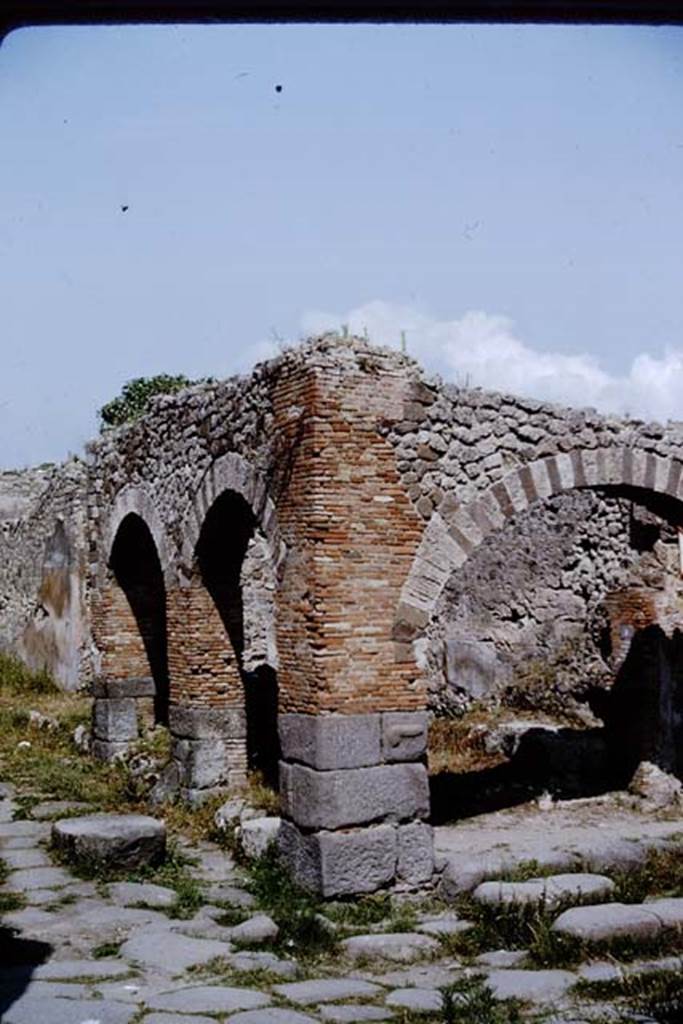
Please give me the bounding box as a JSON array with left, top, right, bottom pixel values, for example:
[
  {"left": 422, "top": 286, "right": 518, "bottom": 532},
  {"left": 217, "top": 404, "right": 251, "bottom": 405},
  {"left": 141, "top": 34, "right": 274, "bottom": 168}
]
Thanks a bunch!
[
  {"left": 277, "top": 711, "right": 433, "bottom": 896},
  {"left": 169, "top": 703, "right": 247, "bottom": 800},
  {"left": 279, "top": 819, "right": 434, "bottom": 897}
]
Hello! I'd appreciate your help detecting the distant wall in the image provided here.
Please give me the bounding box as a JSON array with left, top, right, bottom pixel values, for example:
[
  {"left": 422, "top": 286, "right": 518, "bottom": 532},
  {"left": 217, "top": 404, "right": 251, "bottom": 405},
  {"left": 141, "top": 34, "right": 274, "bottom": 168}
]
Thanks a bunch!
[{"left": 0, "top": 461, "right": 90, "bottom": 689}]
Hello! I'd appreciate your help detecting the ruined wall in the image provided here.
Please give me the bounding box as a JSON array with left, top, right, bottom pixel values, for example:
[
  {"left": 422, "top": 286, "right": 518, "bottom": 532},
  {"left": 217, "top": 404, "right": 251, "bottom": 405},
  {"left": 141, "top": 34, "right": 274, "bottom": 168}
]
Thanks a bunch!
[
  {"left": 0, "top": 460, "right": 90, "bottom": 689},
  {"left": 426, "top": 488, "right": 683, "bottom": 718}
]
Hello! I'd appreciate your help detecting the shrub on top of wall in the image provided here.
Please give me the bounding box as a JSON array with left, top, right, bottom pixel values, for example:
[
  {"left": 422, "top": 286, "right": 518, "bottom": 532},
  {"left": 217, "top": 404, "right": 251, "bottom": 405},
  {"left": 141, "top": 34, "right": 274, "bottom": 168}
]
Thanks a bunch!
[{"left": 98, "top": 374, "right": 213, "bottom": 430}]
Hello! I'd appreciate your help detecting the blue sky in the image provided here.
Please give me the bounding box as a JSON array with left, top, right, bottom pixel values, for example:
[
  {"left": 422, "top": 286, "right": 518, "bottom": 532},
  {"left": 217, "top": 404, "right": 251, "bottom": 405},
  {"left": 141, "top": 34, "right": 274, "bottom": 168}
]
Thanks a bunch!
[{"left": 1, "top": 24, "right": 682, "bottom": 467}]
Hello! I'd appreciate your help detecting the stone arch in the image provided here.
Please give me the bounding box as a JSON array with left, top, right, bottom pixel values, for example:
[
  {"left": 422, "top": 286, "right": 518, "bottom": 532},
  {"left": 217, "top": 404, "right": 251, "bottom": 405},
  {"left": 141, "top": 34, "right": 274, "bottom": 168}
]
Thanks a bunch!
[
  {"left": 178, "top": 452, "right": 284, "bottom": 583},
  {"left": 102, "top": 484, "right": 172, "bottom": 585},
  {"left": 167, "top": 453, "right": 283, "bottom": 798},
  {"left": 92, "top": 495, "right": 171, "bottom": 759},
  {"left": 396, "top": 445, "right": 683, "bottom": 642}
]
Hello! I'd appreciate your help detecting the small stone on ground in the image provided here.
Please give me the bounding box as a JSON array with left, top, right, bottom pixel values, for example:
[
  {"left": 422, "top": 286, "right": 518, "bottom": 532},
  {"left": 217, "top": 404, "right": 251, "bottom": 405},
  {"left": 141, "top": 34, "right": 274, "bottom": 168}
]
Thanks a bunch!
[{"left": 342, "top": 932, "right": 439, "bottom": 963}]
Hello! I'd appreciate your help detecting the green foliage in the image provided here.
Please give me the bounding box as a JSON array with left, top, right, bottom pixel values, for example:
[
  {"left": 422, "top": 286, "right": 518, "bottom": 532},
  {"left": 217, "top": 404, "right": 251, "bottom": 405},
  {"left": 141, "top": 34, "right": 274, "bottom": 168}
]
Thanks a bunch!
[
  {"left": 0, "top": 653, "right": 57, "bottom": 696},
  {"left": 611, "top": 846, "right": 683, "bottom": 903},
  {"left": 441, "top": 976, "right": 523, "bottom": 1024},
  {"left": 576, "top": 968, "right": 683, "bottom": 1024},
  {"left": 99, "top": 374, "right": 210, "bottom": 429},
  {"left": 247, "top": 846, "right": 336, "bottom": 958}
]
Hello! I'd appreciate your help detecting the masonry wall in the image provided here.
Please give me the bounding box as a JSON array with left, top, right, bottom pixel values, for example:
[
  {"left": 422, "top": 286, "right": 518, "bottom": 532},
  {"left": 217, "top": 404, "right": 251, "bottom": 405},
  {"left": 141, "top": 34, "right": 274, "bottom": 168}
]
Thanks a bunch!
[
  {"left": 0, "top": 460, "right": 90, "bottom": 689},
  {"left": 425, "top": 487, "right": 683, "bottom": 719}
]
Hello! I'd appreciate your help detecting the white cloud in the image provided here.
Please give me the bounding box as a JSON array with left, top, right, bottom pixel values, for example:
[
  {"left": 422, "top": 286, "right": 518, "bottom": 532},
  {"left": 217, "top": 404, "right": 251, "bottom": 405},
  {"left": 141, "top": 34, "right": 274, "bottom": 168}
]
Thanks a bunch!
[{"left": 300, "top": 300, "right": 683, "bottom": 423}]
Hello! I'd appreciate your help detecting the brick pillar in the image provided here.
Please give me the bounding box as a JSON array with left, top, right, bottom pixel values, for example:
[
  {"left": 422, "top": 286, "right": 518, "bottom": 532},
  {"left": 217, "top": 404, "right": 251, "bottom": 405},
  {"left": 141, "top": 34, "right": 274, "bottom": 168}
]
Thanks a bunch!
[
  {"left": 272, "top": 346, "right": 433, "bottom": 895},
  {"left": 90, "top": 578, "right": 151, "bottom": 760},
  {"left": 166, "top": 580, "right": 247, "bottom": 804}
]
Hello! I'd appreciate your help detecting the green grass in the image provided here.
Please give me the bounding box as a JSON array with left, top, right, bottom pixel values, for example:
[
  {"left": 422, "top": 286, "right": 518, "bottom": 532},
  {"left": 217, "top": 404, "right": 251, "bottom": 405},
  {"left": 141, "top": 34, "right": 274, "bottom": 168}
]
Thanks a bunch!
[
  {"left": 247, "top": 846, "right": 337, "bottom": 959},
  {"left": 440, "top": 976, "right": 524, "bottom": 1024},
  {"left": 575, "top": 967, "right": 683, "bottom": 1024},
  {"left": 91, "top": 940, "right": 123, "bottom": 959},
  {"left": 0, "top": 653, "right": 58, "bottom": 696},
  {"left": 611, "top": 846, "right": 683, "bottom": 904}
]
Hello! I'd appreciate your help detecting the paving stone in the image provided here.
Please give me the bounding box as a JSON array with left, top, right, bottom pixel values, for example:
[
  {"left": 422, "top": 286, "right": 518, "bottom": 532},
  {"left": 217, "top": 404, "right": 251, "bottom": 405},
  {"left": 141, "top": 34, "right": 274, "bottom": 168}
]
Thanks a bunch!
[
  {"left": 475, "top": 949, "right": 527, "bottom": 968},
  {"left": 0, "top": 834, "right": 45, "bottom": 849},
  {"left": 143, "top": 1015, "right": 217, "bottom": 1024},
  {"left": 143, "top": 1011, "right": 216, "bottom": 1019},
  {"left": 31, "top": 800, "right": 92, "bottom": 820},
  {"left": 94, "top": 976, "right": 190, "bottom": 1004},
  {"left": 473, "top": 873, "right": 615, "bottom": 908},
  {"left": 229, "top": 950, "right": 299, "bottom": 979},
  {"left": 1, "top": 996, "right": 138, "bottom": 1024},
  {"left": 386, "top": 988, "right": 443, "bottom": 1013},
  {"left": 190, "top": 847, "right": 238, "bottom": 881},
  {"left": 0, "top": 846, "right": 52, "bottom": 869},
  {"left": 229, "top": 913, "right": 279, "bottom": 944},
  {"left": 23, "top": 888, "right": 66, "bottom": 906},
  {"left": 239, "top": 816, "right": 281, "bottom": 858},
  {"left": 342, "top": 932, "right": 440, "bottom": 963},
  {"left": 4, "top": 866, "right": 74, "bottom": 891},
  {"left": 318, "top": 1006, "right": 393, "bottom": 1022},
  {"left": 109, "top": 881, "right": 178, "bottom": 908},
  {"left": 228, "top": 1011, "right": 318, "bottom": 1024},
  {"left": 147, "top": 984, "right": 270, "bottom": 1013},
  {"left": 274, "top": 978, "right": 382, "bottom": 1005},
  {"left": 0, "top": 819, "right": 50, "bottom": 838},
  {"left": 172, "top": 919, "right": 237, "bottom": 943},
  {"left": 33, "top": 958, "right": 134, "bottom": 980},
  {"left": 416, "top": 912, "right": 472, "bottom": 936},
  {"left": 0, "top": 782, "right": 16, "bottom": 798},
  {"left": 120, "top": 929, "right": 234, "bottom": 972},
  {"left": 552, "top": 903, "right": 664, "bottom": 943},
  {"left": 486, "top": 968, "right": 578, "bottom": 1003},
  {"left": 367, "top": 963, "right": 462, "bottom": 988},
  {"left": 645, "top": 896, "right": 683, "bottom": 929},
  {"left": 52, "top": 813, "right": 166, "bottom": 870},
  {"left": 577, "top": 955, "right": 683, "bottom": 985},
  {"left": 202, "top": 882, "right": 255, "bottom": 908},
  {"left": 17, "top": 980, "right": 92, "bottom": 998}
]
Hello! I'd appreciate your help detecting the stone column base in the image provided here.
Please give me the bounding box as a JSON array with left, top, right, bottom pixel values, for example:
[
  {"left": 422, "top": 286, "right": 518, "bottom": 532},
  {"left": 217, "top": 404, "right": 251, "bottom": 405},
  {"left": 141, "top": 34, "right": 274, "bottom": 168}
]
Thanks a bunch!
[
  {"left": 169, "top": 703, "right": 247, "bottom": 805},
  {"left": 91, "top": 677, "right": 156, "bottom": 760},
  {"left": 277, "top": 711, "right": 434, "bottom": 896}
]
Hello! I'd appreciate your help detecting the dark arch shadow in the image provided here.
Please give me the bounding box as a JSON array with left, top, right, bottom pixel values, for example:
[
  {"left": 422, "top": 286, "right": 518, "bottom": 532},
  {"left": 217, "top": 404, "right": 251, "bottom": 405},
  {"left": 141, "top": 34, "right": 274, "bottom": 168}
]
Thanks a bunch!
[
  {"left": 196, "top": 491, "right": 281, "bottom": 787},
  {"left": 110, "top": 512, "right": 170, "bottom": 725},
  {"left": 0, "top": 926, "right": 53, "bottom": 1018},
  {"left": 603, "top": 623, "right": 683, "bottom": 782}
]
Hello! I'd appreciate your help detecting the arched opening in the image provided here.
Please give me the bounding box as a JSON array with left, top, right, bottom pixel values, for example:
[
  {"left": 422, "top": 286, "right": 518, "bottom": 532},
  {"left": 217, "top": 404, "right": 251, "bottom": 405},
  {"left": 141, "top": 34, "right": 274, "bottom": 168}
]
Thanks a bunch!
[
  {"left": 110, "top": 513, "right": 169, "bottom": 725},
  {"left": 196, "top": 491, "right": 280, "bottom": 789},
  {"left": 427, "top": 483, "right": 683, "bottom": 823}
]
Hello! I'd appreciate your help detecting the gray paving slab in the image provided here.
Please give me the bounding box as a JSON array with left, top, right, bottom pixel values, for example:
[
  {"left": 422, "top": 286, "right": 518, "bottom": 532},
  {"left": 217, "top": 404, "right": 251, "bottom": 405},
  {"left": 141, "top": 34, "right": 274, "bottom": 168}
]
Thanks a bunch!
[
  {"left": 473, "top": 873, "right": 615, "bottom": 908},
  {"left": 120, "top": 929, "right": 234, "bottom": 972},
  {"left": 342, "top": 932, "right": 439, "bottom": 963},
  {"left": 386, "top": 987, "right": 443, "bottom": 1012},
  {"left": 4, "top": 866, "right": 74, "bottom": 891},
  {"left": 108, "top": 881, "right": 177, "bottom": 908},
  {"left": 0, "top": 834, "right": 45, "bottom": 849},
  {"left": 0, "top": 820, "right": 50, "bottom": 838},
  {"left": 552, "top": 903, "right": 665, "bottom": 943},
  {"left": 228, "top": 1011, "right": 317, "bottom": 1024},
  {"left": 33, "top": 958, "right": 134, "bottom": 981},
  {"left": 229, "top": 951, "right": 299, "bottom": 979},
  {"left": 1, "top": 995, "right": 138, "bottom": 1024},
  {"left": 143, "top": 1015, "right": 217, "bottom": 1024},
  {"left": 17, "top": 980, "right": 92, "bottom": 999},
  {"left": 274, "top": 979, "right": 382, "bottom": 1005},
  {"left": 0, "top": 846, "right": 52, "bottom": 869},
  {"left": 486, "top": 968, "right": 577, "bottom": 1003},
  {"left": 366, "top": 963, "right": 462, "bottom": 988},
  {"left": 319, "top": 1007, "right": 393, "bottom": 1022},
  {"left": 147, "top": 984, "right": 270, "bottom": 1013},
  {"left": 31, "top": 801, "right": 93, "bottom": 820}
]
